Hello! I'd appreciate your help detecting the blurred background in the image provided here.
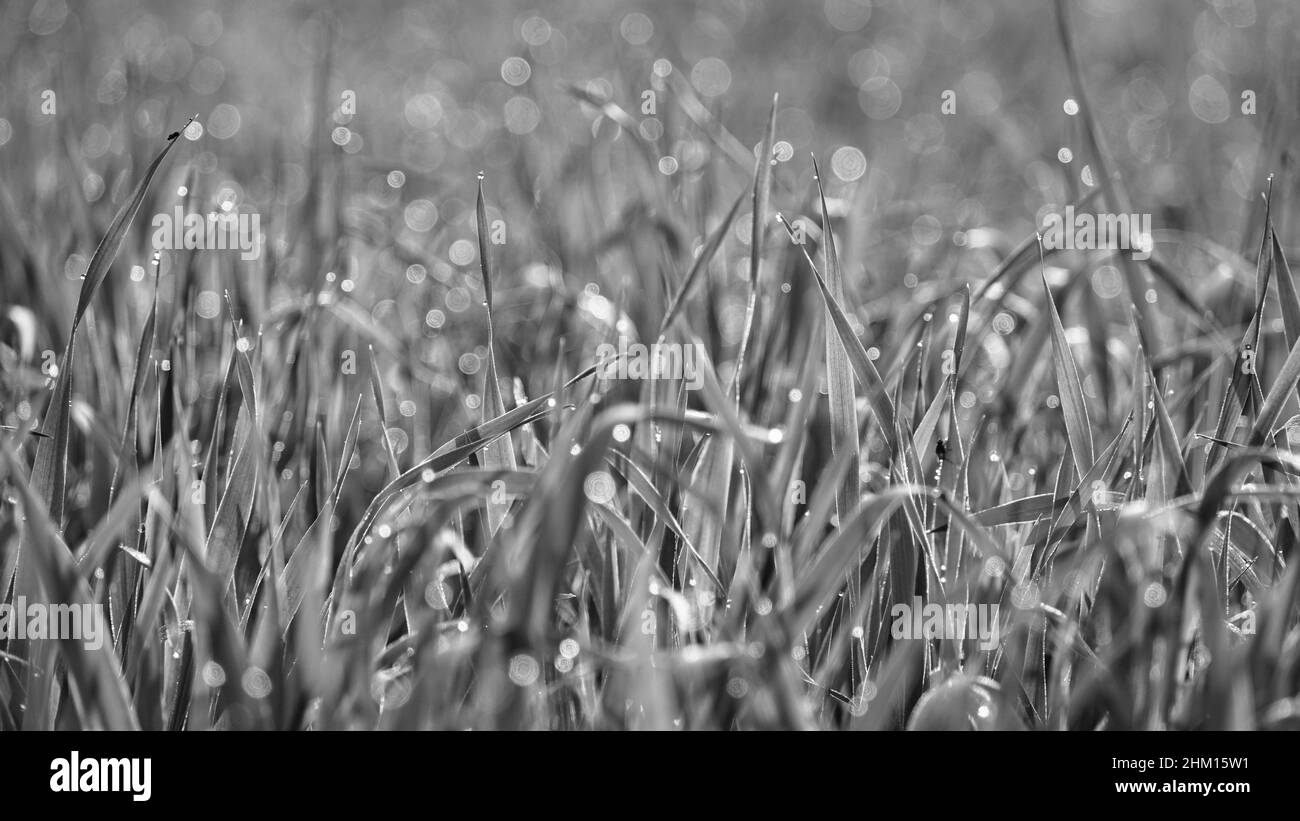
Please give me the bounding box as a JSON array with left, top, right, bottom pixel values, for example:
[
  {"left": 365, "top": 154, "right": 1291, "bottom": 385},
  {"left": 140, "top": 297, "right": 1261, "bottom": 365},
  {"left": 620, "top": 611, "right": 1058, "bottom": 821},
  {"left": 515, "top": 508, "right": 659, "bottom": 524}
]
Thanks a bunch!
[{"left": 2, "top": 0, "right": 1294, "bottom": 277}]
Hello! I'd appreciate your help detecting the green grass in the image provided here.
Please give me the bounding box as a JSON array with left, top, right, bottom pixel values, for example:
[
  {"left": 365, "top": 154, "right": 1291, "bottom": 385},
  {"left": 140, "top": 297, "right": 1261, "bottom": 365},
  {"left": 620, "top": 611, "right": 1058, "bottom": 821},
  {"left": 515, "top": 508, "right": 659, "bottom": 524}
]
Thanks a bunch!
[{"left": 2, "top": 0, "right": 1299, "bottom": 730}]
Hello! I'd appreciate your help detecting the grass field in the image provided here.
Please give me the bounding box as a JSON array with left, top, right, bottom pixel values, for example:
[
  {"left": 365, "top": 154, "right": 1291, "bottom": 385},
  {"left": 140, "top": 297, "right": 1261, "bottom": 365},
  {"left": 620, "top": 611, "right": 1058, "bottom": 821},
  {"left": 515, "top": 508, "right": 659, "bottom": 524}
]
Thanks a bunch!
[{"left": 2, "top": 0, "right": 1300, "bottom": 730}]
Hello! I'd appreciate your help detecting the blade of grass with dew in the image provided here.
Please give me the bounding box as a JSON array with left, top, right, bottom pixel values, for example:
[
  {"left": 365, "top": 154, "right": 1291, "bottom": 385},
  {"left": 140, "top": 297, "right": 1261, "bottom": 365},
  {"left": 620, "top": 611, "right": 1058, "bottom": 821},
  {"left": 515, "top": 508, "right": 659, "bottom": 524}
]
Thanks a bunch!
[
  {"left": 1139, "top": 336, "right": 1193, "bottom": 499},
  {"left": 1271, "top": 229, "right": 1300, "bottom": 393},
  {"left": 200, "top": 347, "right": 236, "bottom": 520},
  {"left": 973, "top": 493, "right": 1066, "bottom": 527},
  {"left": 1261, "top": 226, "right": 1300, "bottom": 529},
  {"left": 105, "top": 265, "right": 160, "bottom": 637},
  {"left": 1206, "top": 262, "right": 1270, "bottom": 470},
  {"left": 1040, "top": 258, "right": 1095, "bottom": 480},
  {"left": 477, "top": 172, "right": 518, "bottom": 536},
  {"left": 1247, "top": 327, "right": 1300, "bottom": 449},
  {"left": 812, "top": 156, "right": 860, "bottom": 524},
  {"left": 368, "top": 344, "right": 400, "bottom": 479},
  {"left": 779, "top": 214, "right": 899, "bottom": 454},
  {"left": 1054, "top": 0, "right": 1161, "bottom": 359},
  {"left": 10, "top": 123, "right": 189, "bottom": 730},
  {"left": 728, "top": 93, "right": 777, "bottom": 399},
  {"left": 937, "top": 286, "right": 972, "bottom": 590},
  {"left": 14, "top": 122, "right": 189, "bottom": 595},
  {"left": 675, "top": 416, "right": 734, "bottom": 603},
  {"left": 659, "top": 188, "right": 745, "bottom": 337}
]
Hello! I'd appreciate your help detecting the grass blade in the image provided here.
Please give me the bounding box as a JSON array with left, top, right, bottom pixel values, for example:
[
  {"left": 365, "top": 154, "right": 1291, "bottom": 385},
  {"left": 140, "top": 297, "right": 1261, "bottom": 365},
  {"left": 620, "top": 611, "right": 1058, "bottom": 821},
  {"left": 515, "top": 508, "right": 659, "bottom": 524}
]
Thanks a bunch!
[{"left": 1040, "top": 257, "right": 1095, "bottom": 479}]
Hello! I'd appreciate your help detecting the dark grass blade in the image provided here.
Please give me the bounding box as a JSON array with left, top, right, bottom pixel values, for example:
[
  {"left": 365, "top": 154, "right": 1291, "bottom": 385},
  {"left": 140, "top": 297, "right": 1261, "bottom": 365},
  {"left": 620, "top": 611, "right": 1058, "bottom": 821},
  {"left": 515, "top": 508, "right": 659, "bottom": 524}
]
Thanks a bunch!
[{"left": 70, "top": 120, "right": 191, "bottom": 333}]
